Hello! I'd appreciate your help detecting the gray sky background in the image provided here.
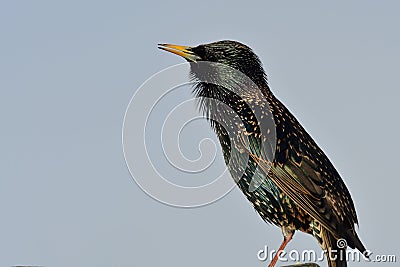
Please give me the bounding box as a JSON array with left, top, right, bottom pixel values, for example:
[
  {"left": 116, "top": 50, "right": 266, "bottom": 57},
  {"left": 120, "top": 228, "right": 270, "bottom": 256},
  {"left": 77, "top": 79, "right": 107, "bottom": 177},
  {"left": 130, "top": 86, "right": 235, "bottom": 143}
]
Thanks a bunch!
[{"left": 1, "top": 1, "right": 399, "bottom": 267}]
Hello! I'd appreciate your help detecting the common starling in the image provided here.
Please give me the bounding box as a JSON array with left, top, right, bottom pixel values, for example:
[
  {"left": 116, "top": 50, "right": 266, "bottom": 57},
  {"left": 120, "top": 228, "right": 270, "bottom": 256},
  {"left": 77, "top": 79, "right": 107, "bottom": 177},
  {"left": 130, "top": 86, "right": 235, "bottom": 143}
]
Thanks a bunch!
[{"left": 158, "top": 41, "right": 367, "bottom": 267}]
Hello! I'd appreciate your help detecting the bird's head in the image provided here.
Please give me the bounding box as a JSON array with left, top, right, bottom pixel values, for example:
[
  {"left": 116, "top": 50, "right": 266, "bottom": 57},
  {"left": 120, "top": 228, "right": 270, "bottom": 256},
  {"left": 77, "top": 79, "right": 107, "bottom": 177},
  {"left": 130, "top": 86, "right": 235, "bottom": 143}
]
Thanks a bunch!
[{"left": 158, "top": 40, "right": 267, "bottom": 87}]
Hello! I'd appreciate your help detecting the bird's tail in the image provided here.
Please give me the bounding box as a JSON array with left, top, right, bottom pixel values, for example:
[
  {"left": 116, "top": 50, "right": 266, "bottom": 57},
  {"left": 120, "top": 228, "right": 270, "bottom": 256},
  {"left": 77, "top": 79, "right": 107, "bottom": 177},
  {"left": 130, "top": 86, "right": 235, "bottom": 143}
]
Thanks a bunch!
[
  {"left": 320, "top": 228, "right": 347, "bottom": 267},
  {"left": 344, "top": 228, "right": 367, "bottom": 255}
]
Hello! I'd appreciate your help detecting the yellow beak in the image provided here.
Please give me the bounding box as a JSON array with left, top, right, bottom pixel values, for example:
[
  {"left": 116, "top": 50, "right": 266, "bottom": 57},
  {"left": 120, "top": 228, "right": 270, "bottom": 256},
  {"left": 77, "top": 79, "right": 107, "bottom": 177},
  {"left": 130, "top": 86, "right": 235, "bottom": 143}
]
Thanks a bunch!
[{"left": 158, "top": 44, "right": 201, "bottom": 62}]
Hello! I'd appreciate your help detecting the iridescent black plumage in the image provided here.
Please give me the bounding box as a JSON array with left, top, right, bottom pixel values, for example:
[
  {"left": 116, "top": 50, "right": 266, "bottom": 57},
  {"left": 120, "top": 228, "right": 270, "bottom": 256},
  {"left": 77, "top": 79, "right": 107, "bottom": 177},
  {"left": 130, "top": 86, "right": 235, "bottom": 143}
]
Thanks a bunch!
[{"left": 159, "top": 41, "right": 367, "bottom": 267}]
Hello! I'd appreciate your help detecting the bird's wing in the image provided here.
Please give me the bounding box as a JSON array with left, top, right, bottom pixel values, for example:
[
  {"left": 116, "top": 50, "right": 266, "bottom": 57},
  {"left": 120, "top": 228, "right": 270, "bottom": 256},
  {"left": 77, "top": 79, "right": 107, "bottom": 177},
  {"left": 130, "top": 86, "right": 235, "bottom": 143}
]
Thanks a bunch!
[{"left": 240, "top": 120, "right": 358, "bottom": 236}]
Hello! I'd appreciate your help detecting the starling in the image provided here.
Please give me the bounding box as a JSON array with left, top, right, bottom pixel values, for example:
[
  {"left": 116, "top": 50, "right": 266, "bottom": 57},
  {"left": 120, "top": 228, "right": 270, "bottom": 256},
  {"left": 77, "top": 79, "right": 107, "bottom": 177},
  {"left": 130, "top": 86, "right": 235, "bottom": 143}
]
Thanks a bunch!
[{"left": 158, "top": 41, "right": 367, "bottom": 267}]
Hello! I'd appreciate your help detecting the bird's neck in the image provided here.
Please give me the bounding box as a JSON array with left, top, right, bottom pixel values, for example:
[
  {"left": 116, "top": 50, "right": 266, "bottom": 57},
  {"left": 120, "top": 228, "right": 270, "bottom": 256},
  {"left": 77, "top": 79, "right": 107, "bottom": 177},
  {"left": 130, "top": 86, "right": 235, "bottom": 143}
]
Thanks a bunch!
[
  {"left": 192, "top": 80, "right": 277, "bottom": 170},
  {"left": 193, "top": 81, "right": 275, "bottom": 139},
  {"left": 192, "top": 80, "right": 272, "bottom": 115}
]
